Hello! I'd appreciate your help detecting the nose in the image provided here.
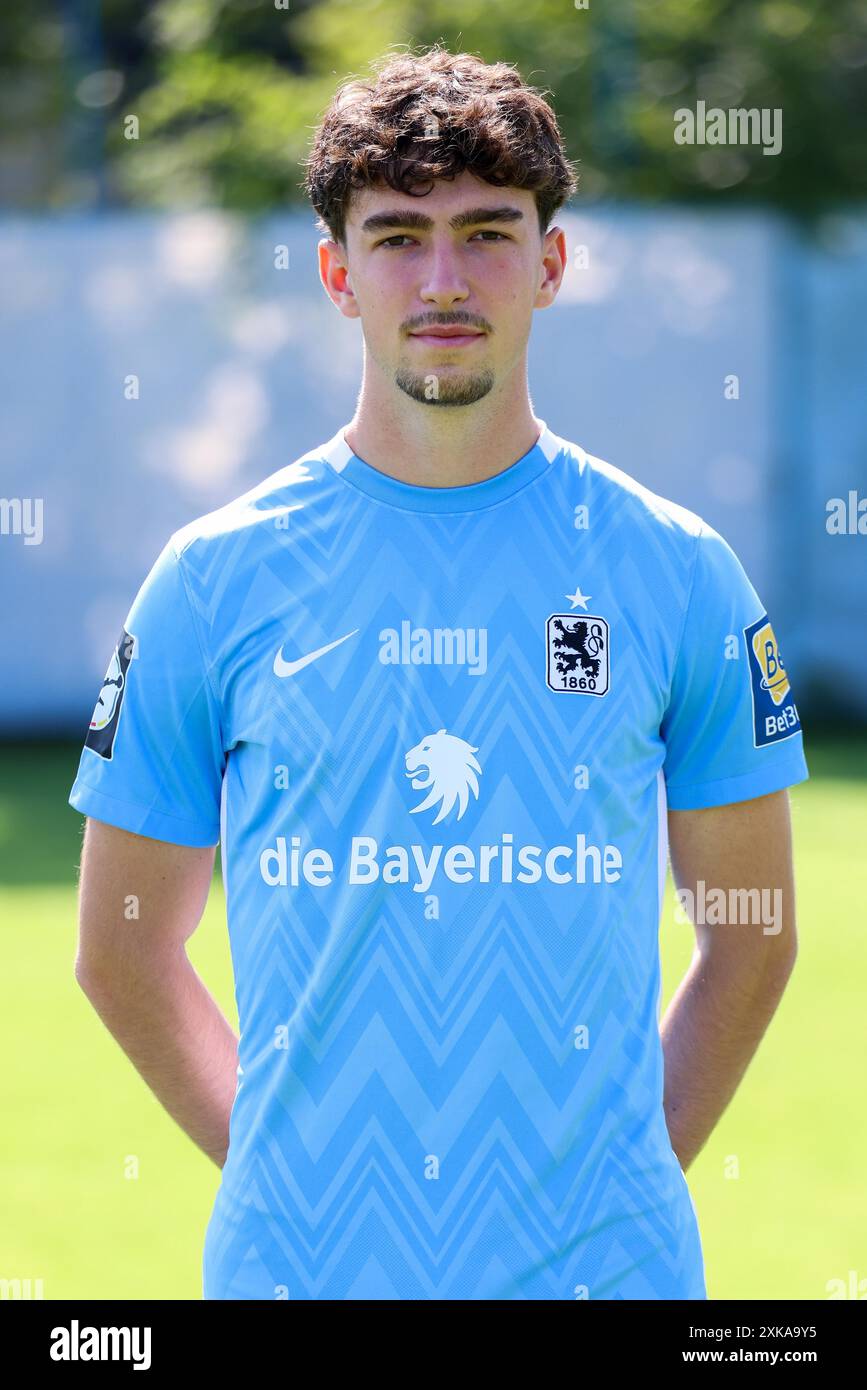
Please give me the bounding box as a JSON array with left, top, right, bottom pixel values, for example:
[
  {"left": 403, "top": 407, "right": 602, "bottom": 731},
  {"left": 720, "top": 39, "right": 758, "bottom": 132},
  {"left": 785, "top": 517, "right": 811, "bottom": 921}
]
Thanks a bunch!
[{"left": 418, "top": 241, "right": 470, "bottom": 310}]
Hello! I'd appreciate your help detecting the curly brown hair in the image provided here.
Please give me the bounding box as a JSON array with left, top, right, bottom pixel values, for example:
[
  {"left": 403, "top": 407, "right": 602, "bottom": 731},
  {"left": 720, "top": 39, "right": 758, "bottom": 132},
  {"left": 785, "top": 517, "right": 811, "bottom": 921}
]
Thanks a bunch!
[{"left": 301, "top": 44, "right": 579, "bottom": 245}]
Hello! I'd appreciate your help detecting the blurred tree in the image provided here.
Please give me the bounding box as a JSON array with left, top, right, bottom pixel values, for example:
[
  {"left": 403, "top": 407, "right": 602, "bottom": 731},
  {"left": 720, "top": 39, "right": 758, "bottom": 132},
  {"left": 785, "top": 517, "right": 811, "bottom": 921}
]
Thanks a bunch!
[{"left": 1, "top": 0, "right": 865, "bottom": 219}]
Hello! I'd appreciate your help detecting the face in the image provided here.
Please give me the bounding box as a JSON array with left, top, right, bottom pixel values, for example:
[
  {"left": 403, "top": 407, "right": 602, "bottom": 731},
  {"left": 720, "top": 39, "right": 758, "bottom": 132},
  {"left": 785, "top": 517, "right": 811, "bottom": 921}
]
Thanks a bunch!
[{"left": 318, "top": 169, "right": 566, "bottom": 408}]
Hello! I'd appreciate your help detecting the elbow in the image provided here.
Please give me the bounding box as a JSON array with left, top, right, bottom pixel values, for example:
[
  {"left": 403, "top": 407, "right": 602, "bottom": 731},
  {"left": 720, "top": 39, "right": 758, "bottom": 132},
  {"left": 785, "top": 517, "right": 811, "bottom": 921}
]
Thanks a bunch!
[
  {"left": 74, "top": 948, "right": 114, "bottom": 998},
  {"left": 74, "top": 953, "right": 98, "bottom": 995},
  {"left": 762, "top": 932, "right": 798, "bottom": 996}
]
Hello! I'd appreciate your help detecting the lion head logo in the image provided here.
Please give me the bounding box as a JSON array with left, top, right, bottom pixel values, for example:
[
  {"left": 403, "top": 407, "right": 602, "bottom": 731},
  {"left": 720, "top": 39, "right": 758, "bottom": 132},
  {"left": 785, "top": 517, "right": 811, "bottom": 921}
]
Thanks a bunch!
[{"left": 404, "top": 728, "right": 482, "bottom": 825}]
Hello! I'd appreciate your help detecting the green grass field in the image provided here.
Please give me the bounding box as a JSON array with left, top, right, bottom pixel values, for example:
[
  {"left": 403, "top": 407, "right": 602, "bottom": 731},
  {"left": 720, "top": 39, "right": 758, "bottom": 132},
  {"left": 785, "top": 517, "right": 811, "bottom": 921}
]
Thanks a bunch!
[{"left": 1, "top": 735, "right": 865, "bottom": 1300}]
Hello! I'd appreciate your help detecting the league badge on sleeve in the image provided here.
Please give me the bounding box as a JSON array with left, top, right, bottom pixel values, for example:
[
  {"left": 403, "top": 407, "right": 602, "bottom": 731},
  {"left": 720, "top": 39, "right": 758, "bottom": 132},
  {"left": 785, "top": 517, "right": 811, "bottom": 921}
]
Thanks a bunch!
[
  {"left": 744, "top": 614, "right": 801, "bottom": 747},
  {"left": 546, "top": 614, "right": 610, "bottom": 695},
  {"left": 85, "top": 627, "right": 137, "bottom": 760}
]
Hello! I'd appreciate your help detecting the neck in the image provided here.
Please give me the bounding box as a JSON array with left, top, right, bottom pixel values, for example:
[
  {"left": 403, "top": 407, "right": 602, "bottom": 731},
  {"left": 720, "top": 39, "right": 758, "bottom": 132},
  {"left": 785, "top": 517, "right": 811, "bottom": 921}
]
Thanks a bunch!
[{"left": 343, "top": 363, "right": 543, "bottom": 488}]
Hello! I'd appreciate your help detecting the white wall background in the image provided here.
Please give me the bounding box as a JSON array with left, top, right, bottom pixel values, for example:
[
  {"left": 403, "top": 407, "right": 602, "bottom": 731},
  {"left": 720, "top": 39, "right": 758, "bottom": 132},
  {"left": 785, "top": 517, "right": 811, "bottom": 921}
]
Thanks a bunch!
[{"left": 1, "top": 206, "right": 865, "bottom": 732}]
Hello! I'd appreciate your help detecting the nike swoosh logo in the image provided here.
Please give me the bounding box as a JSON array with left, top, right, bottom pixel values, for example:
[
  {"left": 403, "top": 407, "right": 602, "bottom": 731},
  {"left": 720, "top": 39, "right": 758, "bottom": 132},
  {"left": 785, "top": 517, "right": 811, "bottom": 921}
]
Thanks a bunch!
[{"left": 273, "top": 629, "right": 359, "bottom": 678}]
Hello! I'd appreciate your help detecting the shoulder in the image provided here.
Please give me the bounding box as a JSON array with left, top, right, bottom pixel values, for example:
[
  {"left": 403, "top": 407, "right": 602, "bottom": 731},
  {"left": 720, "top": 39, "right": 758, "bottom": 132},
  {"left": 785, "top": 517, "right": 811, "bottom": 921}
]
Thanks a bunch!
[
  {"left": 554, "top": 433, "right": 707, "bottom": 544},
  {"left": 167, "top": 436, "right": 344, "bottom": 565},
  {"left": 548, "top": 432, "right": 746, "bottom": 598}
]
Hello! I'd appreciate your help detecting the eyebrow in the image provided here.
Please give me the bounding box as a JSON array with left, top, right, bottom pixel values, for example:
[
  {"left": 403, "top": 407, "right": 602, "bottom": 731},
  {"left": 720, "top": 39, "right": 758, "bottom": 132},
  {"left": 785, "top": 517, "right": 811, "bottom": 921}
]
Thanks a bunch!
[{"left": 359, "top": 205, "right": 526, "bottom": 236}]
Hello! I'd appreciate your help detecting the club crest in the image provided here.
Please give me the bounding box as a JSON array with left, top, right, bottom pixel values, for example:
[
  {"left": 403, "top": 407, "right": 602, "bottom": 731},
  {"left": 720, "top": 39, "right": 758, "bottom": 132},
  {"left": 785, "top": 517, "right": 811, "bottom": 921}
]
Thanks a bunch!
[{"left": 546, "top": 613, "right": 610, "bottom": 696}]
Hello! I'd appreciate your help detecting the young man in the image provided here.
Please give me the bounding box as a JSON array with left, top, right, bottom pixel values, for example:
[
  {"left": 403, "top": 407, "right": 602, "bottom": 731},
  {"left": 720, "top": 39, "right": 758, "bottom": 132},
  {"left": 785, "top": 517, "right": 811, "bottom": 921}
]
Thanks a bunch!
[{"left": 69, "top": 46, "right": 808, "bottom": 1300}]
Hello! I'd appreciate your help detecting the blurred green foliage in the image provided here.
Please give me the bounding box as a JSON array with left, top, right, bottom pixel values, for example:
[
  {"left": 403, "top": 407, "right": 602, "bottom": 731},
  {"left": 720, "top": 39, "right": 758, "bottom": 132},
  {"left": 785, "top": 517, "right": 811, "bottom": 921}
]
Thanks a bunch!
[{"left": 1, "top": 0, "right": 865, "bottom": 218}]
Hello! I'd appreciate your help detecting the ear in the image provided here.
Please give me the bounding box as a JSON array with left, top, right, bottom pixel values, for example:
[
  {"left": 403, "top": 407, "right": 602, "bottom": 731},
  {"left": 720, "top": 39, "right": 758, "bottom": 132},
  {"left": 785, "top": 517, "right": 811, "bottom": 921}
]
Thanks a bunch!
[
  {"left": 534, "top": 225, "right": 567, "bottom": 311},
  {"left": 317, "top": 236, "right": 360, "bottom": 320}
]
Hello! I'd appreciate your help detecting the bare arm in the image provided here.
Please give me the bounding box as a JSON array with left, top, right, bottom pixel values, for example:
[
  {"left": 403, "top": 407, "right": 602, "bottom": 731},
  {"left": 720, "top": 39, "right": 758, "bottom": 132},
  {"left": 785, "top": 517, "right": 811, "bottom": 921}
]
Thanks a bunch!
[
  {"left": 74, "top": 817, "right": 238, "bottom": 1168},
  {"left": 662, "top": 788, "right": 799, "bottom": 1171}
]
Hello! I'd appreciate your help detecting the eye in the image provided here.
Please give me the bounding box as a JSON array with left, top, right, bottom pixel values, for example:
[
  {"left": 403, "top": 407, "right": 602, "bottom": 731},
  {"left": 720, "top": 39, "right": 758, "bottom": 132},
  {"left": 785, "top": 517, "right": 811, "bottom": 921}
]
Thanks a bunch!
[
  {"left": 470, "top": 230, "right": 509, "bottom": 241},
  {"left": 376, "top": 234, "right": 416, "bottom": 248}
]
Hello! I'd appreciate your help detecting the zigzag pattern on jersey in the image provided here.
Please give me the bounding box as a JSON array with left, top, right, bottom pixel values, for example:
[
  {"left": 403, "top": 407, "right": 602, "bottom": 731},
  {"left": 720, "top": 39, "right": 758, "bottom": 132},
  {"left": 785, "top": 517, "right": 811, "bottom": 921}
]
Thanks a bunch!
[{"left": 182, "top": 441, "right": 705, "bottom": 1298}]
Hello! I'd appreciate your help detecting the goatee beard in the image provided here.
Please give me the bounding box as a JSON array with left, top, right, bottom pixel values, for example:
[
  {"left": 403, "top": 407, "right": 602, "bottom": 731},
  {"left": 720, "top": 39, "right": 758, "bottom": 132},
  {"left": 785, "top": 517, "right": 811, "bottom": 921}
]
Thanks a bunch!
[{"left": 394, "top": 368, "right": 496, "bottom": 406}]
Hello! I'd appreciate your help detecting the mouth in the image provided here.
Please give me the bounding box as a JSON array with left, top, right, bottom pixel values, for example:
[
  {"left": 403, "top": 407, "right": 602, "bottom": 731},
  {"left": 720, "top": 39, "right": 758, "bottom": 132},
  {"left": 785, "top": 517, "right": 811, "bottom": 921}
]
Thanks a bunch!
[{"left": 409, "top": 328, "right": 486, "bottom": 348}]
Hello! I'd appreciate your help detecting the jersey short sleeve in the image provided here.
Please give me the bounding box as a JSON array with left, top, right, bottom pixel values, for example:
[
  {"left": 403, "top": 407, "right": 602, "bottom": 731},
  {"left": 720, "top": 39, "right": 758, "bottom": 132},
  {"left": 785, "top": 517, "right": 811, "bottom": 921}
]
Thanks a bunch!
[
  {"left": 67, "top": 535, "right": 225, "bottom": 846},
  {"left": 661, "top": 520, "right": 808, "bottom": 810}
]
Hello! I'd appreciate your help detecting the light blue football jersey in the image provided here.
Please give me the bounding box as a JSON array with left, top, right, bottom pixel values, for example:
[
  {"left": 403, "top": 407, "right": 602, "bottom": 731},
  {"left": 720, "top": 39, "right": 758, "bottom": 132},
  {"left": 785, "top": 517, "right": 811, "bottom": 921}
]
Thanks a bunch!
[{"left": 68, "top": 421, "right": 808, "bottom": 1300}]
